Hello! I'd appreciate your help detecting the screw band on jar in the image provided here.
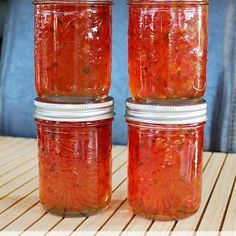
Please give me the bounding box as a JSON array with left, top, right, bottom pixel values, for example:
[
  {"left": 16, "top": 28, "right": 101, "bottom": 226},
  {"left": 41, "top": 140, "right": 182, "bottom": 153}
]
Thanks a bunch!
[
  {"left": 34, "top": 97, "right": 114, "bottom": 122},
  {"left": 126, "top": 99, "right": 207, "bottom": 125}
]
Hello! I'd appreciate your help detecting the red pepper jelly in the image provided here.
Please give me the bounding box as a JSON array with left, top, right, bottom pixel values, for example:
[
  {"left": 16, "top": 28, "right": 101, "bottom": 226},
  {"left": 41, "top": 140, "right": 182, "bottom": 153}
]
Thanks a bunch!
[
  {"left": 34, "top": 97, "right": 114, "bottom": 216},
  {"left": 126, "top": 99, "right": 207, "bottom": 220},
  {"left": 128, "top": 0, "right": 209, "bottom": 101},
  {"left": 34, "top": 0, "right": 112, "bottom": 102}
]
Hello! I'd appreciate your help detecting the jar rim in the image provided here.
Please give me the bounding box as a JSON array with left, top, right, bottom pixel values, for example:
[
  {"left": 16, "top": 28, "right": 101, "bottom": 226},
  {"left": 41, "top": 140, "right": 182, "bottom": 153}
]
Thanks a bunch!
[
  {"left": 128, "top": 0, "right": 209, "bottom": 5},
  {"left": 126, "top": 98, "right": 207, "bottom": 125},
  {"left": 34, "top": 0, "right": 112, "bottom": 5},
  {"left": 127, "top": 120, "right": 206, "bottom": 129},
  {"left": 34, "top": 97, "right": 115, "bottom": 122}
]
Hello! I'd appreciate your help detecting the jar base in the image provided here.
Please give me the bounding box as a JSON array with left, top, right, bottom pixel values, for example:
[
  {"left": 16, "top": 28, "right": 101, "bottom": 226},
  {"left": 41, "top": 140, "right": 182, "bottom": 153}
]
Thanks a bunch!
[
  {"left": 131, "top": 208, "right": 198, "bottom": 221},
  {"left": 42, "top": 203, "right": 109, "bottom": 218},
  {"left": 40, "top": 95, "right": 108, "bottom": 104},
  {"left": 131, "top": 97, "right": 202, "bottom": 104}
]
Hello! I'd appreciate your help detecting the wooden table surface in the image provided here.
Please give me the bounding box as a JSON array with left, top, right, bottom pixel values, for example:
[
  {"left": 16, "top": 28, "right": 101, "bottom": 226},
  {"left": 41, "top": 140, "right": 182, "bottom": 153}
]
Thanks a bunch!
[{"left": 0, "top": 136, "right": 235, "bottom": 236}]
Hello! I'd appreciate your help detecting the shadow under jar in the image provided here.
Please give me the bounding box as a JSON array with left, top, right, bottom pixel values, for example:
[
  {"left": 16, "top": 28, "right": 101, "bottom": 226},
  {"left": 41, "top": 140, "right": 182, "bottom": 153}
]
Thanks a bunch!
[
  {"left": 34, "top": 0, "right": 112, "bottom": 102},
  {"left": 128, "top": 0, "right": 209, "bottom": 101},
  {"left": 34, "top": 97, "right": 114, "bottom": 216},
  {"left": 126, "top": 99, "right": 207, "bottom": 220}
]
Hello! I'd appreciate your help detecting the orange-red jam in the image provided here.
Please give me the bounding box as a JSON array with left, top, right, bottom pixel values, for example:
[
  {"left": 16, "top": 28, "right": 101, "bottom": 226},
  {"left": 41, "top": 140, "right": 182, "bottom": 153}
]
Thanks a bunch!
[
  {"left": 126, "top": 99, "right": 207, "bottom": 220},
  {"left": 127, "top": 122, "right": 204, "bottom": 220},
  {"left": 128, "top": 0, "right": 208, "bottom": 101},
  {"left": 35, "top": 98, "right": 114, "bottom": 216},
  {"left": 34, "top": 1, "right": 112, "bottom": 101}
]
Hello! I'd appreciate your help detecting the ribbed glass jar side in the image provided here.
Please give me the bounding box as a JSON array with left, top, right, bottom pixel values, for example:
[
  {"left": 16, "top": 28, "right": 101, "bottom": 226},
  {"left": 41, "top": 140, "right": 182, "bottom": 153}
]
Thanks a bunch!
[
  {"left": 36, "top": 119, "right": 113, "bottom": 216},
  {"left": 127, "top": 121, "right": 205, "bottom": 220},
  {"left": 128, "top": 0, "right": 209, "bottom": 101},
  {"left": 34, "top": 0, "right": 112, "bottom": 102}
]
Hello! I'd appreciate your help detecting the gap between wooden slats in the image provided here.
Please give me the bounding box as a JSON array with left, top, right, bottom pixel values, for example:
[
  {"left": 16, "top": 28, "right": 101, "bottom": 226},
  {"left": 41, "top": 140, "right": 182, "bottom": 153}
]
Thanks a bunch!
[
  {"left": 96, "top": 152, "right": 213, "bottom": 235},
  {"left": 0, "top": 158, "right": 37, "bottom": 188},
  {"left": 0, "top": 139, "right": 36, "bottom": 163},
  {"left": 0, "top": 149, "right": 128, "bottom": 233},
  {"left": 121, "top": 216, "right": 151, "bottom": 236},
  {"left": 222, "top": 173, "right": 236, "bottom": 231},
  {"left": 0, "top": 150, "right": 37, "bottom": 178},
  {"left": 112, "top": 149, "right": 127, "bottom": 174},
  {"left": 0, "top": 146, "right": 36, "bottom": 172},
  {"left": 197, "top": 153, "right": 236, "bottom": 231},
  {"left": 0, "top": 190, "right": 39, "bottom": 230},
  {"left": 0, "top": 168, "right": 38, "bottom": 199},
  {"left": 112, "top": 146, "right": 127, "bottom": 160},
  {"left": 0, "top": 141, "right": 37, "bottom": 168},
  {"left": 0, "top": 178, "right": 38, "bottom": 214},
  {"left": 171, "top": 152, "right": 227, "bottom": 232}
]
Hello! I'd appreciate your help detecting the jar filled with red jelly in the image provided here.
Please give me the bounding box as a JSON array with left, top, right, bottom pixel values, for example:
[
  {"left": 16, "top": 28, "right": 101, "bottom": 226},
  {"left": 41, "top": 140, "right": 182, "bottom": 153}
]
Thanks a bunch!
[
  {"left": 128, "top": 0, "right": 209, "bottom": 101},
  {"left": 126, "top": 99, "right": 207, "bottom": 220},
  {"left": 34, "top": 97, "right": 114, "bottom": 216},
  {"left": 34, "top": 0, "right": 112, "bottom": 102}
]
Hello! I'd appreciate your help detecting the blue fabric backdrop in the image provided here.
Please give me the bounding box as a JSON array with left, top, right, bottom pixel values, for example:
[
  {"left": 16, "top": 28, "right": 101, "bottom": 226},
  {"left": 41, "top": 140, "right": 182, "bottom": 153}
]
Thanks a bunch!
[{"left": 0, "top": 0, "right": 235, "bottom": 152}]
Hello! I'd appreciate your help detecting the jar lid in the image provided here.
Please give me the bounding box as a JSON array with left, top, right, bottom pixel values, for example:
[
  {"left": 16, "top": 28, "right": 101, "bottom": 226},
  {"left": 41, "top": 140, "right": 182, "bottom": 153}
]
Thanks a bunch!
[
  {"left": 34, "top": 0, "right": 112, "bottom": 4},
  {"left": 126, "top": 99, "right": 207, "bottom": 125},
  {"left": 34, "top": 97, "right": 114, "bottom": 122}
]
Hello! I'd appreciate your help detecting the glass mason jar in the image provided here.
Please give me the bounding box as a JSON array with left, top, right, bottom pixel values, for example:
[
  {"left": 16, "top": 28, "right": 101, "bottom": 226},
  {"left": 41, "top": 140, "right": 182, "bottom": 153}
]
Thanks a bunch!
[
  {"left": 34, "top": 0, "right": 112, "bottom": 102},
  {"left": 128, "top": 0, "right": 209, "bottom": 101},
  {"left": 34, "top": 97, "right": 114, "bottom": 216},
  {"left": 126, "top": 99, "right": 207, "bottom": 220}
]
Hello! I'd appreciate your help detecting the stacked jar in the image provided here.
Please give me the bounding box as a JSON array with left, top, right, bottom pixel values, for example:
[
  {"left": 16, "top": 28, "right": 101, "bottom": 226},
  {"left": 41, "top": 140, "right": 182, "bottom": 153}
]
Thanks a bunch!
[
  {"left": 126, "top": 0, "right": 209, "bottom": 220},
  {"left": 33, "top": 0, "right": 114, "bottom": 216}
]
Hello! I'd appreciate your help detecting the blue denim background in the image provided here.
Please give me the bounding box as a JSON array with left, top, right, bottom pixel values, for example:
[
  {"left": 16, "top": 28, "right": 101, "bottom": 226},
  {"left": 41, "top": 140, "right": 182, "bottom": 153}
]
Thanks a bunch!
[{"left": 0, "top": 0, "right": 235, "bottom": 152}]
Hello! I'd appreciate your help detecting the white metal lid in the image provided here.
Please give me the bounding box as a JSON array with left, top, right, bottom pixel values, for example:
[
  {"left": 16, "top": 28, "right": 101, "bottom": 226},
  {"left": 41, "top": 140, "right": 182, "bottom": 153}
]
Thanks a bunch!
[
  {"left": 126, "top": 99, "right": 207, "bottom": 125},
  {"left": 34, "top": 97, "right": 114, "bottom": 122}
]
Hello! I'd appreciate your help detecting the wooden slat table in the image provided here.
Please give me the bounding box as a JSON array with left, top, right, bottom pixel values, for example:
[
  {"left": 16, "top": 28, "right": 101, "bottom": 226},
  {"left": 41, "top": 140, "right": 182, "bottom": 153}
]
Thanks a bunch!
[{"left": 0, "top": 136, "right": 235, "bottom": 235}]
